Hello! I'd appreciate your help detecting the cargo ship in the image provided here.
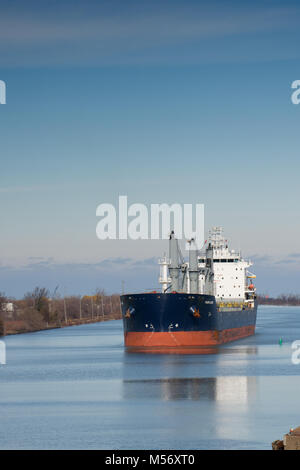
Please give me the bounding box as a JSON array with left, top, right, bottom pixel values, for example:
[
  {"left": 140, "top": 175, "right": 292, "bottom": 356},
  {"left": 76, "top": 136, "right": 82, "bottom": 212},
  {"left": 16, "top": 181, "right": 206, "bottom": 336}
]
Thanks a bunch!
[{"left": 121, "top": 227, "right": 257, "bottom": 353}]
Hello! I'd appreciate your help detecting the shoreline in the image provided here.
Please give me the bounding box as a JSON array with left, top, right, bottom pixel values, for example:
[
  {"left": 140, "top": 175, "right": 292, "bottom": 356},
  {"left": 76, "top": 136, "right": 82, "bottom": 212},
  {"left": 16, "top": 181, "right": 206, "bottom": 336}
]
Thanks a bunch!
[
  {"left": 2, "top": 314, "right": 122, "bottom": 336},
  {"left": 258, "top": 304, "right": 300, "bottom": 307},
  {"left": 2, "top": 303, "right": 300, "bottom": 337}
]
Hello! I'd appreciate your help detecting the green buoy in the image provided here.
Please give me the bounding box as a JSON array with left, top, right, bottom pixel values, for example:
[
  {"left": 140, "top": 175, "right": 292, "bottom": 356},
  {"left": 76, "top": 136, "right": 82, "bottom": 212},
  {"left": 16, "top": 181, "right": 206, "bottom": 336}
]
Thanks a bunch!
[{"left": 279, "top": 337, "right": 283, "bottom": 346}]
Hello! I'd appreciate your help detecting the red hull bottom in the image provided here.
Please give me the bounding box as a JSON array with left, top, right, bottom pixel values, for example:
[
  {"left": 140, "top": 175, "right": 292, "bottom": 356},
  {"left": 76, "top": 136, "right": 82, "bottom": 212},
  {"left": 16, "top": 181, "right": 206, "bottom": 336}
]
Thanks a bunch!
[{"left": 124, "top": 325, "right": 255, "bottom": 354}]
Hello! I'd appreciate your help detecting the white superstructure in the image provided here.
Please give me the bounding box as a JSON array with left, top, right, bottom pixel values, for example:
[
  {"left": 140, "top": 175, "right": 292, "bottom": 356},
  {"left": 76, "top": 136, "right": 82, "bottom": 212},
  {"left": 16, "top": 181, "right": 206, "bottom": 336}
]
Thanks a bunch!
[
  {"left": 198, "top": 227, "right": 255, "bottom": 303},
  {"left": 158, "top": 227, "right": 256, "bottom": 305}
]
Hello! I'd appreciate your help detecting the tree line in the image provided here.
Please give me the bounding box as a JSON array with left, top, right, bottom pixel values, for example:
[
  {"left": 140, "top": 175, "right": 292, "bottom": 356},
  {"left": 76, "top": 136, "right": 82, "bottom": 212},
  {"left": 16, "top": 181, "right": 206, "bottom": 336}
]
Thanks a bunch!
[
  {"left": 0, "top": 288, "right": 122, "bottom": 335},
  {"left": 257, "top": 294, "right": 300, "bottom": 306}
]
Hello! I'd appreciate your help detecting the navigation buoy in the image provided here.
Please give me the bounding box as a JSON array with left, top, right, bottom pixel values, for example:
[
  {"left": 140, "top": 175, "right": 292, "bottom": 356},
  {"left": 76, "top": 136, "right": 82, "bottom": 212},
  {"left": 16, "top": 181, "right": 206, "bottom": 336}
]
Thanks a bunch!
[{"left": 279, "top": 337, "right": 283, "bottom": 345}]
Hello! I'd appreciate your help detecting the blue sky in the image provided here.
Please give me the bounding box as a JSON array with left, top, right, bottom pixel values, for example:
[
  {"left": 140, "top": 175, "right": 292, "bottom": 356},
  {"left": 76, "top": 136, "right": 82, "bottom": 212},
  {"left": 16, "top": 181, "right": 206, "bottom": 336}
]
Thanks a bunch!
[{"left": 0, "top": 0, "right": 300, "bottom": 297}]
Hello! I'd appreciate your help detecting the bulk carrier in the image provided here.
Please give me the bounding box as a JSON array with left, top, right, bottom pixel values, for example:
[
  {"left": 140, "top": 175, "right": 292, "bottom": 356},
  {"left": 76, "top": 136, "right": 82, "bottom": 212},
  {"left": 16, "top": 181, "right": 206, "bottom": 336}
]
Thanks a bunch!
[{"left": 121, "top": 227, "right": 257, "bottom": 353}]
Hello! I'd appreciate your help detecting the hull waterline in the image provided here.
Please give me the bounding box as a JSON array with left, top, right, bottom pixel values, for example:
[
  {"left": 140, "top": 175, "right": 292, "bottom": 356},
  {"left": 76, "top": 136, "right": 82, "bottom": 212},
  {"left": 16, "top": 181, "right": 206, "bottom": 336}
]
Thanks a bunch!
[{"left": 121, "top": 293, "right": 257, "bottom": 353}]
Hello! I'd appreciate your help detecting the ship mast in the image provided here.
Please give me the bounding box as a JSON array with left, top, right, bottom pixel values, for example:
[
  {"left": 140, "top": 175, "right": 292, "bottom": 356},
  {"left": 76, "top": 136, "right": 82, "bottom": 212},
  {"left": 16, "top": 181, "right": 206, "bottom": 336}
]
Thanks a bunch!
[
  {"left": 188, "top": 238, "right": 199, "bottom": 294},
  {"left": 168, "top": 231, "right": 181, "bottom": 292}
]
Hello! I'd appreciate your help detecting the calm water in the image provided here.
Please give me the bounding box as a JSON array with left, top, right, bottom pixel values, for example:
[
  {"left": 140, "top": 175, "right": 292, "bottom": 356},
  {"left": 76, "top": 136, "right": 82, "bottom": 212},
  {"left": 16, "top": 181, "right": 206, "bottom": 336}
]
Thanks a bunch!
[{"left": 0, "top": 306, "right": 300, "bottom": 450}]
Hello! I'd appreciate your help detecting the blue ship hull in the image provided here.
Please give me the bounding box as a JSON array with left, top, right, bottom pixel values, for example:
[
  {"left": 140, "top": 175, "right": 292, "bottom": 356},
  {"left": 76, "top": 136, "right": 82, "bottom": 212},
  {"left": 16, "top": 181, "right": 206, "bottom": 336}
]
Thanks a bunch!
[{"left": 121, "top": 293, "right": 257, "bottom": 352}]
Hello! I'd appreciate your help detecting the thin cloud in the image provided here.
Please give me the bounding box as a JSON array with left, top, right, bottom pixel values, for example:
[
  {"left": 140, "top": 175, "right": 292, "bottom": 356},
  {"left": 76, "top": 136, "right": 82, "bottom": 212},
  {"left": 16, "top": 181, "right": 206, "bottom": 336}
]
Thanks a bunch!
[
  {"left": 0, "top": 182, "right": 82, "bottom": 193},
  {"left": 0, "top": 2, "right": 300, "bottom": 66},
  {"left": 247, "top": 253, "right": 300, "bottom": 267},
  {"left": 1, "top": 7, "right": 298, "bottom": 43},
  {"left": 0, "top": 185, "right": 52, "bottom": 193},
  {"left": 26, "top": 257, "right": 55, "bottom": 268},
  {"left": 1, "top": 257, "right": 158, "bottom": 271}
]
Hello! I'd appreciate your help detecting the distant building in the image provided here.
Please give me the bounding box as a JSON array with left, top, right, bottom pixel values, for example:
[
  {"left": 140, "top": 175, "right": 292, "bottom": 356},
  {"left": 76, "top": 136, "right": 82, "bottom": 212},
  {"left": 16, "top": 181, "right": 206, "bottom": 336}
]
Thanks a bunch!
[{"left": 2, "top": 302, "right": 14, "bottom": 318}]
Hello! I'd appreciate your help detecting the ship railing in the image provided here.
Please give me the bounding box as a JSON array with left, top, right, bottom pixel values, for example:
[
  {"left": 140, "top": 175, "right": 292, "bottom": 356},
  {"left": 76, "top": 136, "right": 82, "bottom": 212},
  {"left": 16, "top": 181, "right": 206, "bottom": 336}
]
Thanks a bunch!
[
  {"left": 217, "top": 300, "right": 256, "bottom": 310},
  {"left": 217, "top": 301, "right": 244, "bottom": 308}
]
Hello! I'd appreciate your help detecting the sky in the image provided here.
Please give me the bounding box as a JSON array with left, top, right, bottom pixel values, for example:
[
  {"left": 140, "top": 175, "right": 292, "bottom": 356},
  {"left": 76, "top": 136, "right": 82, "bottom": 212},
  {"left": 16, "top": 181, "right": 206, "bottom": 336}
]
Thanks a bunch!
[{"left": 0, "top": 0, "right": 300, "bottom": 297}]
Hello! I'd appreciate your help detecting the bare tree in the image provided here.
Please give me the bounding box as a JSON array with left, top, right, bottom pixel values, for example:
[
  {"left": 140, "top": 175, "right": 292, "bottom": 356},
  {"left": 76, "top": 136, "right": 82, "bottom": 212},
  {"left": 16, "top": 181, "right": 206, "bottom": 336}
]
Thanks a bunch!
[
  {"left": 0, "top": 291, "right": 6, "bottom": 336},
  {"left": 24, "top": 287, "right": 50, "bottom": 322}
]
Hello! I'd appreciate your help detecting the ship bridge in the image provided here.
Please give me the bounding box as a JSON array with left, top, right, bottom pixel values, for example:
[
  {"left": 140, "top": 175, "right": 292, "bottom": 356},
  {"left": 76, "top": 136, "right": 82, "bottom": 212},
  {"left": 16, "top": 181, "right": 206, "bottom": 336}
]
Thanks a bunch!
[{"left": 197, "top": 227, "right": 255, "bottom": 303}]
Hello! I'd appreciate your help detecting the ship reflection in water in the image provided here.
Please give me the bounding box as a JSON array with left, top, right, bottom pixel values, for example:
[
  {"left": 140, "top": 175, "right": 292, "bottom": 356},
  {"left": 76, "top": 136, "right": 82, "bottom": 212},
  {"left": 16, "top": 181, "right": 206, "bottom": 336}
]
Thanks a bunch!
[
  {"left": 126, "top": 346, "right": 218, "bottom": 355},
  {"left": 122, "top": 376, "right": 257, "bottom": 403},
  {"left": 126, "top": 346, "right": 258, "bottom": 355}
]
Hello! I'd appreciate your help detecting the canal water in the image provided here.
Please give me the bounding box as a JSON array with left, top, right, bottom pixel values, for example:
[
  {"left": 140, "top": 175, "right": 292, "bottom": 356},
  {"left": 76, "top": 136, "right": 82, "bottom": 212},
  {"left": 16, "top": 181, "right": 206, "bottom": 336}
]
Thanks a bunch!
[{"left": 0, "top": 306, "right": 299, "bottom": 449}]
